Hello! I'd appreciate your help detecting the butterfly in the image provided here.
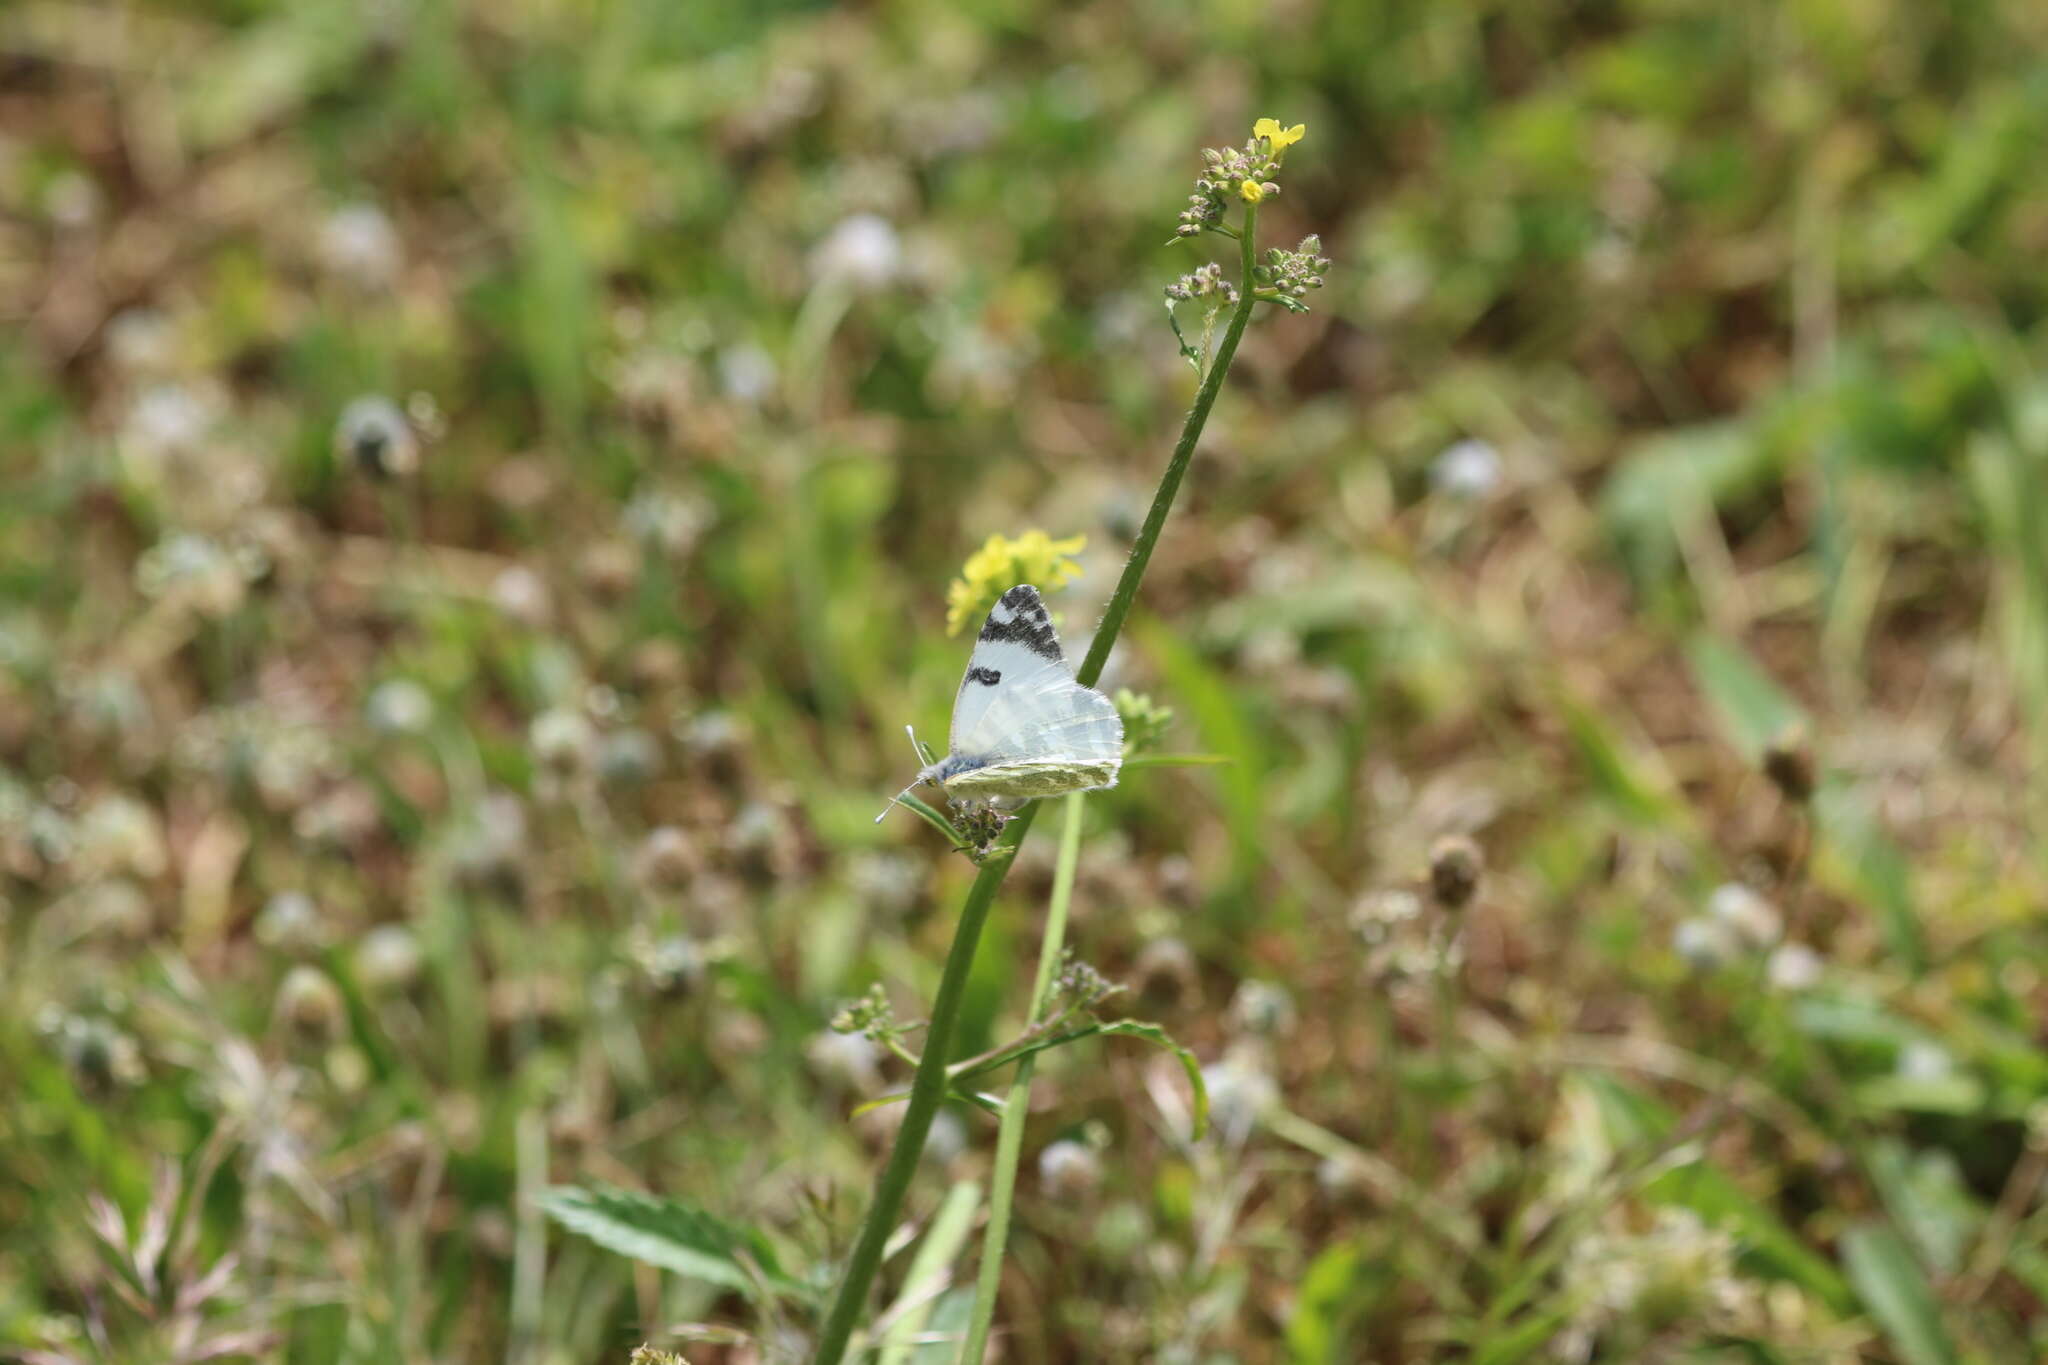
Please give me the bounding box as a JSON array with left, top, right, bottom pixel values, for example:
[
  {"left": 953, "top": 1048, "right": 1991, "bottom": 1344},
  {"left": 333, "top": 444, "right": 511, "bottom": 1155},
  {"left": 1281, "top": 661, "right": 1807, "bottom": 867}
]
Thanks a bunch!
[{"left": 878, "top": 584, "right": 1123, "bottom": 822}]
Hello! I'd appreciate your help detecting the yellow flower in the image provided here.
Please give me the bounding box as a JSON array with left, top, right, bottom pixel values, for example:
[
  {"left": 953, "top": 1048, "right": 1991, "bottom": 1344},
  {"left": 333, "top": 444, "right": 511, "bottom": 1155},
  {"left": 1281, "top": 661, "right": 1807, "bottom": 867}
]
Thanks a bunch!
[
  {"left": 1254, "top": 118, "right": 1307, "bottom": 152},
  {"left": 945, "top": 530, "right": 1087, "bottom": 636},
  {"left": 1239, "top": 180, "right": 1265, "bottom": 204}
]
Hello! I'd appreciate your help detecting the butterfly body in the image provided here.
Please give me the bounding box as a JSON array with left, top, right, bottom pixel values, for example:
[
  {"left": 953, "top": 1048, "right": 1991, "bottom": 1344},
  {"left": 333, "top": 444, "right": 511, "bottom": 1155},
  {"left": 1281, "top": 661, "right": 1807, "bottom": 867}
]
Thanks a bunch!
[{"left": 882, "top": 584, "right": 1123, "bottom": 819}]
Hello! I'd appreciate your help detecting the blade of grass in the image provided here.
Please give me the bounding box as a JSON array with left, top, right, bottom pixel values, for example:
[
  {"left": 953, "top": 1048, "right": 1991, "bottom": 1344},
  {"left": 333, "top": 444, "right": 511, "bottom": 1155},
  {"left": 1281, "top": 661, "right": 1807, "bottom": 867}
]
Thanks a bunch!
[{"left": 873, "top": 1180, "right": 981, "bottom": 1365}]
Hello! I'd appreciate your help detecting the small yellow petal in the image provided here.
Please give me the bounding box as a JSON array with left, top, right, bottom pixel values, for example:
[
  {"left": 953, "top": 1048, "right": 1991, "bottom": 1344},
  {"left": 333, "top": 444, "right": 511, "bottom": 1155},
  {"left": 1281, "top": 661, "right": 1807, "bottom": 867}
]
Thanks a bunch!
[
  {"left": 1239, "top": 180, "right": 1265, "bottom": 204},
  {"left": 1252, "top": 118, "right": 1306, "bottom": 151}
]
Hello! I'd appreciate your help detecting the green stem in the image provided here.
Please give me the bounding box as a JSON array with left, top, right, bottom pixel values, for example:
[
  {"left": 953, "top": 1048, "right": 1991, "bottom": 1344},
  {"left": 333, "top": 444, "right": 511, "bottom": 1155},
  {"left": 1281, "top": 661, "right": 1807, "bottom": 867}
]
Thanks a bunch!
[
  {"left": 812, "top": 201, "right": 1262, "bottom": 1365},
  {"left": 1078, "top": 203, "right": 1257, "bottom": 691},
  {"left": 1430, "top": 903, "right": 1469, "bottom": 1094},
  {"left": 960, "top": 791, "right": 1087, "bottom": 1361},
  {"left": 811, "top": 804, "right": 1039, "bottom": 1364}
]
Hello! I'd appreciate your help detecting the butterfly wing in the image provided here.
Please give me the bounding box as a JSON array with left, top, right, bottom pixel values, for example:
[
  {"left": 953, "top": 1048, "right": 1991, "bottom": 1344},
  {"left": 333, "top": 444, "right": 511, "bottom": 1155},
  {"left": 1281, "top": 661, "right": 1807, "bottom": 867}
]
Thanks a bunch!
[
  {"left": 948, "top": 585, "right": 1123, "bottom": 787},
  {"left": 949, "top": 584, "right": 1070, "bottom": 756}
]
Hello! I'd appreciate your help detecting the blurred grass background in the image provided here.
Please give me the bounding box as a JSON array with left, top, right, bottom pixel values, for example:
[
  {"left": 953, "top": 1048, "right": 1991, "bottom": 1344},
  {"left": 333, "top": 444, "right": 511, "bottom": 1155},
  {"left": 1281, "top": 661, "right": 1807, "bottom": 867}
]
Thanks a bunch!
[{"left": 4, "top": 0, "right": 2048, "bottom": 1360}]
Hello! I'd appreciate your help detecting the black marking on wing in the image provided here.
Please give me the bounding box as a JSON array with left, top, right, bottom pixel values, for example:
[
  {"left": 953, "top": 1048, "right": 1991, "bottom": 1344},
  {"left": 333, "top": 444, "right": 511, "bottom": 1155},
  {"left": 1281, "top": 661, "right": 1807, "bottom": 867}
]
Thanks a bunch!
[
  {"left": 978, "top": 584, "right": 1062, "bottom": 662},
  {"left": 964, "top": 666, "right": 1002, "bottom": 686}
]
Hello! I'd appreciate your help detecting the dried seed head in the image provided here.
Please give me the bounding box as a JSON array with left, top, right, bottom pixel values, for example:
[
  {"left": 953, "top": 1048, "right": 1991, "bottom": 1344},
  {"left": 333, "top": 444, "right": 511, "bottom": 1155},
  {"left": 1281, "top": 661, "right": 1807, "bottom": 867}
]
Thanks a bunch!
[
  {"left": 334, "top": 395, "right": 418, "bottom": 479},
  {"left": 1428, "top": 834, "right": 1484, "bottom": 910},
  {"left": 634, "top": 826, "right": 698, "bottom": 891},
  {"left": 1763, "top": 723, "right": 1815, "bottom": 804}
]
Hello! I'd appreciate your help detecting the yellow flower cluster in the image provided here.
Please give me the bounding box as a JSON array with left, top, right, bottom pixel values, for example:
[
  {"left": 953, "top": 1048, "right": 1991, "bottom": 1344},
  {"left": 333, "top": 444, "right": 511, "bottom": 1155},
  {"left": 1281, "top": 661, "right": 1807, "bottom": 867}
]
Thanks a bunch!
[
  {"left": 1242, "top": 120, "right": 1305, "bottom": 202},
  {"left": 1178, "top": 118, "right": 1306, "bottom": 239},
  {"left": 945, "top": 530, "right": 1086, "bottom": 636}
]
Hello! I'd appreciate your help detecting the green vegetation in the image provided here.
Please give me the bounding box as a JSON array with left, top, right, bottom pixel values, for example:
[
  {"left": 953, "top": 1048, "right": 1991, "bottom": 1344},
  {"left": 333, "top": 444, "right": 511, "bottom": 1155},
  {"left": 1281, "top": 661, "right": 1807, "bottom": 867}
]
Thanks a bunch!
[{"left": 3, "top": 1, "right": 2047, "bottom": 1361}]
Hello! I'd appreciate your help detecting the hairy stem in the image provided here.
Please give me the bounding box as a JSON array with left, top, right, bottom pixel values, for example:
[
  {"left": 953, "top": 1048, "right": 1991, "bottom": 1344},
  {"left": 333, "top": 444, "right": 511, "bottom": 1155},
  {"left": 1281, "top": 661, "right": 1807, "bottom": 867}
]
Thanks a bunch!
[{"left": 812, "top": 201, "right": 1262, "bottom": 1365}]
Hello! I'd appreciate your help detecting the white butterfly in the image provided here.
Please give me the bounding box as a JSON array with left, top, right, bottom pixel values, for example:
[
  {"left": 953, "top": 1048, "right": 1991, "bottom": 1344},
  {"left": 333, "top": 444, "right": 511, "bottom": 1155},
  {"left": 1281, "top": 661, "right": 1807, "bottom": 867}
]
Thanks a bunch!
[{"left": 878, "top": 584, "right": 1123, "bottom": 822}]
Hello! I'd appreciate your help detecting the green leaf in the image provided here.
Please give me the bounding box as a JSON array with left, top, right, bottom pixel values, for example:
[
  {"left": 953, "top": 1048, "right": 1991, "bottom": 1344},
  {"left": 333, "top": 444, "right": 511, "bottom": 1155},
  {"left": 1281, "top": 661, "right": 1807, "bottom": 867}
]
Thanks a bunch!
[
  {"left": 539, "top": 1185, "right": 805, "bottom": 1299},
  {"left": 1840, "top": 1221, "right": 1959, "bottom": 1365},
  {"left": 1638, "top": 1162, "right": 1853, "bottom": 1313},
  {"left": 876, "top": 1180, "right": 980, "bottom": 1365},
  {"left": 1140, "top": 620, "right": 1268, "bottom": 900},
  {"left": 1791, "top": 994, "right": 1935, "bottom": 1051},
  {"left": 1121, "top": 752, "right": 1232, "bottom": 769},
  {"left": 1600, "top": 419, "right": 1780, "bottom": 586},
  {"left": 1287, "top": 1240, "right": 1366, "bottom": 1362},
  {"left": 1471, "top": 1304, "right": 1576, "bottom": 1365},
  {"left": 1864, "top": 1139, "right": 1983, "bottom": 1276},
  {"left": 907, "top": 1287, "right": 975, "bottom": 1363},
  {"left": 1685, "top": 632, "right": 1804, "bottom": 762},
  {"left": 179, "top": 7, "right": 372, "bottom": 150},
  {"left": 1577, "top": 1073, "right": 1854, "bottom": 1312},
  {"left": 852, "top": 1088, "right": 1005, "bottom": 1121},
  {"left": 1556, "top": 691, "right": 1681, "bottom": 827},
  {"left": 894, "top": 791, "right": 967, "bottom": 847},
  {"left": 1812, "top": 781, "right": 1926, "bottom": 970},
  {"left": 1098, "top": 1020, "right": 1210, "bottom": 1141},
  {"left": 1851, "top": 1072, "right": 1985, "bottom": 1116}
]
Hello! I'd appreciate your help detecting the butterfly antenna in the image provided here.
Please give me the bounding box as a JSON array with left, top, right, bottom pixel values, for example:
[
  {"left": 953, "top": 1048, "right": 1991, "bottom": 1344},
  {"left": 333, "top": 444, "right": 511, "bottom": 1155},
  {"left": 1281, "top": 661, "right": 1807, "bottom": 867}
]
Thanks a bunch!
[
  {"left": 874, "top": 780, "right": 923, "bottom": 825},
  {"left": 877, "top": 726, "right": 940, "bottom": 824},
  {"left": 905, "top": 723, "right": 938, "bottom": 767}
]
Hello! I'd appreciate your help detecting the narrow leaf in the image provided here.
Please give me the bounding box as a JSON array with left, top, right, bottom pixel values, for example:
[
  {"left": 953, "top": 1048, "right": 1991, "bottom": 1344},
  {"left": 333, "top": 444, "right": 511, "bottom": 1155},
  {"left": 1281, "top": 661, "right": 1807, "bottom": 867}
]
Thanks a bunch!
[
  {"left": 1841, "top": 1221, "right": 1959, "bottom": 1365},
  {"left": 895, "top": 792, "right": 966, "bottom": 846},
  {"left": 875, "top": 1180, "right": 980, "bottom": 1365},
  {"left": 1685, "top": 633, "right": 1804, "bottom": 762},
  {"left": 1813, "top": 781, "right": 1926, "bottom": 969},
  {"left": 539, "top": 1185, "right": 804, "bottom": 1299}
]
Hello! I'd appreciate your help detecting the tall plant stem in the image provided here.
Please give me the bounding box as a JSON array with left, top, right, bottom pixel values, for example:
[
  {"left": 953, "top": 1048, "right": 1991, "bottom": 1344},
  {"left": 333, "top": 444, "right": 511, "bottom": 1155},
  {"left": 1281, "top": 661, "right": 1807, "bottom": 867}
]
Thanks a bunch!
[
  {"left": 812, "top": 203, "right": 1261, "bottom": 1365},
  {"left": 1077, "top": 206, "right": 1257, "bottom": 692},
  {"left": 960, "top": 791, "right": 1087, "bottom": 1362}
]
